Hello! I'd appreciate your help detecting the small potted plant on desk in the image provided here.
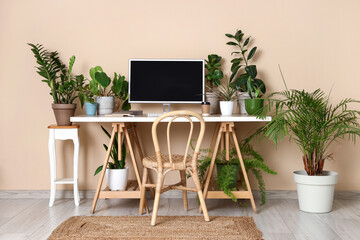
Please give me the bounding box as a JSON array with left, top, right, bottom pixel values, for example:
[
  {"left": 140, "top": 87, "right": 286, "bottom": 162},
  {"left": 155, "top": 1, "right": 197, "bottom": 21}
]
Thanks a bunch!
[
  {"left": 259, "top": 81, "right": 360, "bottom": 212},
  {"left": 225, "top": 29, "right": 266, "bottom": 114},
  {"left": 95, "top": 126, "right": 128, "bottom": 191},
  {"left": 210, "top": 77, "right": 237, "bottom": 115},
  {"left": 89, "top": 66, "right": 131, "bottom": 114},
  {"left": 28, "top": 43, "right": 85, "bottom": 125},
  {"left": 245, "top": 83, "right": 266, "bottom": 115},
  {"left": 78, "top": 83, "right": 98, "bottom": 115},
  {"left": 205, "top": 54, "right": 224, "bottom": 114}
]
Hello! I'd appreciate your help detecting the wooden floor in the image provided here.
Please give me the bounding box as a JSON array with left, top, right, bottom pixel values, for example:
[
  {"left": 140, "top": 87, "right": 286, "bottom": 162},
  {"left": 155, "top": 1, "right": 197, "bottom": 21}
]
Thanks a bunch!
[{"left": 0, "top": 197, "right": 359, "bottom": 240}]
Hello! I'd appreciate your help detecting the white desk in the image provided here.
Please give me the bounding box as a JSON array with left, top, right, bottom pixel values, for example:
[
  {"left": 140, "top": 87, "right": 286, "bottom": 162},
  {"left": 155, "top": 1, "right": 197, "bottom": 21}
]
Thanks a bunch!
[
  {"left": 70, "top": 113, "right": 271, "bottom": 213},
  {"left": 71, "top": 114, "right": 271, "bottom": 123}
]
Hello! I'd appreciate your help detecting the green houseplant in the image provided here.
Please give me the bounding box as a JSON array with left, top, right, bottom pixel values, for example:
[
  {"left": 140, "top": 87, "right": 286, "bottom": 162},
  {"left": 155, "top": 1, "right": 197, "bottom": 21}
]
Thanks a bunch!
[
  {"left": 210, "top": 77, "right": 237, "bottom": 115},
  {"left": 197, "top": 141, "right": 277, "bottom": 205},
  {"left": 205, "top": 54, "right": 224, "bottom": 114},
  {"left": 28, "top": 43, "right": 85, "bottom": 125},
  {"left": 259, "top": 80, "right": 360, "bottom": 212},
  {"left": 95, "top": 126, "right": 128, "bottom": 191},
  {"left": 78, "top": 83, "right": 98, "bottom": 115},
  {"left": 225, "top": 29, "right": 266, "bottom": 114},
  {"left": 244, "top": 84, "right": 265, "bottom": 115},
  {"left": 89, "top": 66, "right": 130, "bottom": 115}
]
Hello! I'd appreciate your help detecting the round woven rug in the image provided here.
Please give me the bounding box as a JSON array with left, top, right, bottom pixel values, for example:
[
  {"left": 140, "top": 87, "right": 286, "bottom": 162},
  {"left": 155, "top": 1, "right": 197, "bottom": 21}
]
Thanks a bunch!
[{"left": 48, "top": 216, "right": 262, "bottom": 240}]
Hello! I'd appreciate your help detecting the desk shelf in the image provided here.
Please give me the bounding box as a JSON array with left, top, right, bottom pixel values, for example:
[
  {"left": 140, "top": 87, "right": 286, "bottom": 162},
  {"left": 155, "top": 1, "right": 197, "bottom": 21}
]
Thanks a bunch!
[{"left": 99, "top": 180, "right": 141, "bottom": 199}]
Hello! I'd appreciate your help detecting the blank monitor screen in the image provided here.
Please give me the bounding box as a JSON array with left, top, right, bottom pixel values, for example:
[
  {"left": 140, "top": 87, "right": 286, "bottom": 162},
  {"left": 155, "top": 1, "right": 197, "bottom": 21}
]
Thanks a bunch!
[{"left": 129, "top": 59, "right": 204, "bottom": 103}]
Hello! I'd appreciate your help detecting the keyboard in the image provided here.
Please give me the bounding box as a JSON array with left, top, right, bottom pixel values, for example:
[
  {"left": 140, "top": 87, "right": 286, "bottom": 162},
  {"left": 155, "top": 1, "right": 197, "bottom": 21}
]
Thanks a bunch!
[{"left": 147, "top": 113, "right": 163, "bottom": 117}]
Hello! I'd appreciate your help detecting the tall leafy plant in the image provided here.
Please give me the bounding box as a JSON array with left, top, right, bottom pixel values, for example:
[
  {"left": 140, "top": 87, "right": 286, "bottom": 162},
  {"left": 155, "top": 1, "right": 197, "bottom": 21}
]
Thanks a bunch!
[
  {"left": 225, "top": 29, "right": 265, "bottom": 99},
  {"left": 260, "top": 84, "right": 360, "bottom": 175},
  {"left": 28, "top": 43, "right": 84, "bottom": 104}
]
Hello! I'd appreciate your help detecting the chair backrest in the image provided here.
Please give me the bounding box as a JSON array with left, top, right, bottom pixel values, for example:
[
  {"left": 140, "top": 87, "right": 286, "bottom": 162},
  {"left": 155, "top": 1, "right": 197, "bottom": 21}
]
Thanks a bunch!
[{"left": 151, "top": 110, "right": 205, "bottom": 169}]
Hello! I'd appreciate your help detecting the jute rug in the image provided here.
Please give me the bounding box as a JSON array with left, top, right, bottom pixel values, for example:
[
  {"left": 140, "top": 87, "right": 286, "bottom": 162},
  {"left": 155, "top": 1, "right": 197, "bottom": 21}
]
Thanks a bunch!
[{"left": 48, "top": 216, "right": 262, "bottom": 240}]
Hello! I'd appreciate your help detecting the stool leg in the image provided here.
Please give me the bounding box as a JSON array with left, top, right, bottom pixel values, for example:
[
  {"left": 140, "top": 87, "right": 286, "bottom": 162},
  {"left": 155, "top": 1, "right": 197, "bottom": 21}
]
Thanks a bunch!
[
  {"left": 49, "top": 129, "right": 56, "bottom": 207},
  {"left": 73, "top": 136, "right": 80, "bottom": 206}
]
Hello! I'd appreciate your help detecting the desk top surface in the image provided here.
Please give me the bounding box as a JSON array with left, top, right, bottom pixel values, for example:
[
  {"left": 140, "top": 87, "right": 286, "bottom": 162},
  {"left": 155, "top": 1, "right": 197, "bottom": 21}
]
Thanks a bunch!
[{"left": 71, "top": 114, "right": 271, "bottom": 123}]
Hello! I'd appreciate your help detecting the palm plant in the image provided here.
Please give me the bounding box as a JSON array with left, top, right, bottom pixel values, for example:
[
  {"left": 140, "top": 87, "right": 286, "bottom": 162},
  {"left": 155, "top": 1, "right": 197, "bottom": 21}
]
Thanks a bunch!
[{"left": 260, "top": 87, "right": 360, "bottom": 175}]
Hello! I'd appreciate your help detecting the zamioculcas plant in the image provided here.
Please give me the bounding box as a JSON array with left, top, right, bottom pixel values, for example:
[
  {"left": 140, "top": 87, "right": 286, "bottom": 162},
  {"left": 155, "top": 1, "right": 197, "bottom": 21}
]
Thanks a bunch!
[{"left": 225, "top": 29, "right": 266, "bottom": 99}]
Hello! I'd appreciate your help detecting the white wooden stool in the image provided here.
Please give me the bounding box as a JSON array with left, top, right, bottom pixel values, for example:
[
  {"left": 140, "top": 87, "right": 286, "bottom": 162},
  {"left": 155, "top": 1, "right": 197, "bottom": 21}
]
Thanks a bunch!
[{"left": 48, "top": 125, "right": 80, "bottom": 207}]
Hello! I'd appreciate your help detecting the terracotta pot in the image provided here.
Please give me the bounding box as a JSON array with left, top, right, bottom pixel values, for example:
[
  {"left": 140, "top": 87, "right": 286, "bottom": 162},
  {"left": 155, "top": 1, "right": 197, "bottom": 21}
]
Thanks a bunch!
[{"left": 52, "top": 103, "right": 76, "bottom": 126}]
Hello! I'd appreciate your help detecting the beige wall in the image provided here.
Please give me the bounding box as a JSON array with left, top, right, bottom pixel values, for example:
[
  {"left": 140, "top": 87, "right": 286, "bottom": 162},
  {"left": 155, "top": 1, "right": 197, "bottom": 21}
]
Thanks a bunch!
[{"left": 1, "top": 0, "right": 360, "bottom": 191}]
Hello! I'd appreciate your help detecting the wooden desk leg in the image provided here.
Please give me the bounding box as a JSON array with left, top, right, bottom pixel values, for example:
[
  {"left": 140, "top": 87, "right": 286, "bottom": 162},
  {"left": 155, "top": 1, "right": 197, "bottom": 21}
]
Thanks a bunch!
[
  {"left": 124, "top": 127, "right": 149, "bottom": 214},
  {"left": 199, "top": 125, "right": 223, "bottom": 213},
  {"left": 131, "top": 124, "right": 155, "bottom": 199},
  {"left": 232, "top": 129, "right": 257, "bottom": 213},
  {"left": 91, "top": 125, "right": 117, "bottom": 214}
]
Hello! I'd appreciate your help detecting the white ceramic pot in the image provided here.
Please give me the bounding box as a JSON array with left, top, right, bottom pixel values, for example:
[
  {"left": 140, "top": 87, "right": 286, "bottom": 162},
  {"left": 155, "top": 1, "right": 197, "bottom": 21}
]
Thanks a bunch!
[
  {"left": 97, "top": 96, "right": 114, "bottom": 115},
  {"left": 293, "top": 170, "right": 338, "bottom": 213},
  {"left": 105, "top": 167, "right": 129, "bottom": 191},
  {"left": 237, "top": 92, "right": 252, "bottom": 114},
  {"left": 206, "top": 92, "right": 219, "bottom": 115},
  {"left": 219, "top": 101, "right": 234, "bottom": 115}
]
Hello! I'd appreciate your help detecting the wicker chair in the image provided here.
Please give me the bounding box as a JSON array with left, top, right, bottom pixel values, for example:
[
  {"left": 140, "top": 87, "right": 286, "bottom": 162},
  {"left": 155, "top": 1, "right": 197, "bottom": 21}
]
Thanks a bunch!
[{"left": 139, "top": 110, "right": 210, "bottom": 226}]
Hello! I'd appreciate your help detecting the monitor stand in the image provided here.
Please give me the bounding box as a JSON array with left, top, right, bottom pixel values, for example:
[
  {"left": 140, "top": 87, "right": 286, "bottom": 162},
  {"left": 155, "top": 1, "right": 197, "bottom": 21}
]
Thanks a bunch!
[{"left": 163, "top": 104, "right": 171, "bottom": 113}]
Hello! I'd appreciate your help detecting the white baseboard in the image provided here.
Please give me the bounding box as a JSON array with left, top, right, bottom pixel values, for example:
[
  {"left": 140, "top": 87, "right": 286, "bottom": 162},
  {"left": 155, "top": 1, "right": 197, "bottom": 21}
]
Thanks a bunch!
[{"left": 0, "top": 190, "right": 359, "bottom": 199}]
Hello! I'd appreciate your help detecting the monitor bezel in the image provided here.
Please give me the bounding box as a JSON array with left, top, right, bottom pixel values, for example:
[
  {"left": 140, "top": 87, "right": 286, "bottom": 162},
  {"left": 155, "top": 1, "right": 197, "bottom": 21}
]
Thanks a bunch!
[{"left": 128, "top": 59, "right": 205, "bottom": 104}]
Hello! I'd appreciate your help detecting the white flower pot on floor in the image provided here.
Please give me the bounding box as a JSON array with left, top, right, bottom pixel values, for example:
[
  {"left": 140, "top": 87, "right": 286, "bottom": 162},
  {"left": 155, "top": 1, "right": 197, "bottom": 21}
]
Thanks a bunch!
[
  {"left": 293, "top": 170, "right": 338, "bottom": 213},
  {"left": 220, "top": 101, "right": 234, "bottom": 115},
  {"left": 106, "top": 167, "right": 129, "bottom": 191}
]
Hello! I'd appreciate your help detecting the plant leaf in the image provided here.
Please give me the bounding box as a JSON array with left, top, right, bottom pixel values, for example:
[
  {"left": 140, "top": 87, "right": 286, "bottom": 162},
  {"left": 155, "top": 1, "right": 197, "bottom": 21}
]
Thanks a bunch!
[{"left": 248, "top": 47, "right": 257, "bottom": 60}]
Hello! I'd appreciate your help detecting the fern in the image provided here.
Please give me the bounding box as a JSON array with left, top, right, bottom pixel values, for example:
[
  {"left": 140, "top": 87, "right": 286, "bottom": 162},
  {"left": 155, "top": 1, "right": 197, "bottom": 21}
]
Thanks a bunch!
[{"left": 196, "top": 140, "right": 277, "bottom": 205}]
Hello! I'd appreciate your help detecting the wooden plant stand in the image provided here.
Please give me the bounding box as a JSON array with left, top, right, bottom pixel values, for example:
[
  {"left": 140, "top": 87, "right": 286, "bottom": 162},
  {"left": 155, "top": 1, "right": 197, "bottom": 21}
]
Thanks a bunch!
[
  {"left": 201, "top": 122, "right": 257, "bottom": 213},
  {"left": 91, "top": 123, "right": 153, "bottom": 214}
]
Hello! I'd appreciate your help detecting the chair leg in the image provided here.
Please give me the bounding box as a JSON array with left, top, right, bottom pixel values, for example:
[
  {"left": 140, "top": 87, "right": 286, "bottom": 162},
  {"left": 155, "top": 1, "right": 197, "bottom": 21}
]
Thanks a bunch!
[
  {"left": 139, "top": 167, "right": 148, "bottom": 215},
  {"left": 192, "top": 170, "right": 210, "bottom": 222},
  {"left": 151, "top": 172, "right": 164, "bottom": 226},
  {"left": 180, "top": 170, "right": 188, "bottom": 211}
]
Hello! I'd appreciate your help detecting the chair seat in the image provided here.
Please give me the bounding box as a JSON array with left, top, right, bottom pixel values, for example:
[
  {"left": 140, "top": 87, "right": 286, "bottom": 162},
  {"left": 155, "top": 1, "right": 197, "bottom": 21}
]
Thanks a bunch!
[{"left": 142, "top": 154, "right": 192, "bottom": 169}]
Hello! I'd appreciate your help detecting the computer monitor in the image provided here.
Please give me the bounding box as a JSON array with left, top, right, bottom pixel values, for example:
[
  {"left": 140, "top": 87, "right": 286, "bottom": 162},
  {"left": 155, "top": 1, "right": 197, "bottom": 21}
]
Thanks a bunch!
[{"left": 129, "top": 59, "right": 205, "bottom": 105}]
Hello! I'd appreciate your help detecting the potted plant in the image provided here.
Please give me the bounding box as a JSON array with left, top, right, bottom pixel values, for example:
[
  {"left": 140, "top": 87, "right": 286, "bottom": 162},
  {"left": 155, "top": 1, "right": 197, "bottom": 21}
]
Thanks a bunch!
[
  {"left": 94, "top": 126, "right": 128, "bottom": 191},
  {"left": 78, "top": 83, "right": 98, "bottom": 115},
  {"left": 210, "top": 78, "right": 237, "bottom": 115},
  {"left": 245, "top": 84, "right": 265, "bottom": 115},
  {"left": 205, "top": 54, "right": 224, "bottom": 114},
  {"left": 89, "top": 66, "right": 131, "bottom": 115},
  {"left": 260, "top": 83, "right": 360, "bottom": 212},
  {"left": 28, "top": 43, "right": 85, "bottom": 126},
  {"left": 197, "top": 141, "right": 277, "bottom": 204},
  {"left": 225, "top": 29, "right": 266, "bottom": 114}
]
